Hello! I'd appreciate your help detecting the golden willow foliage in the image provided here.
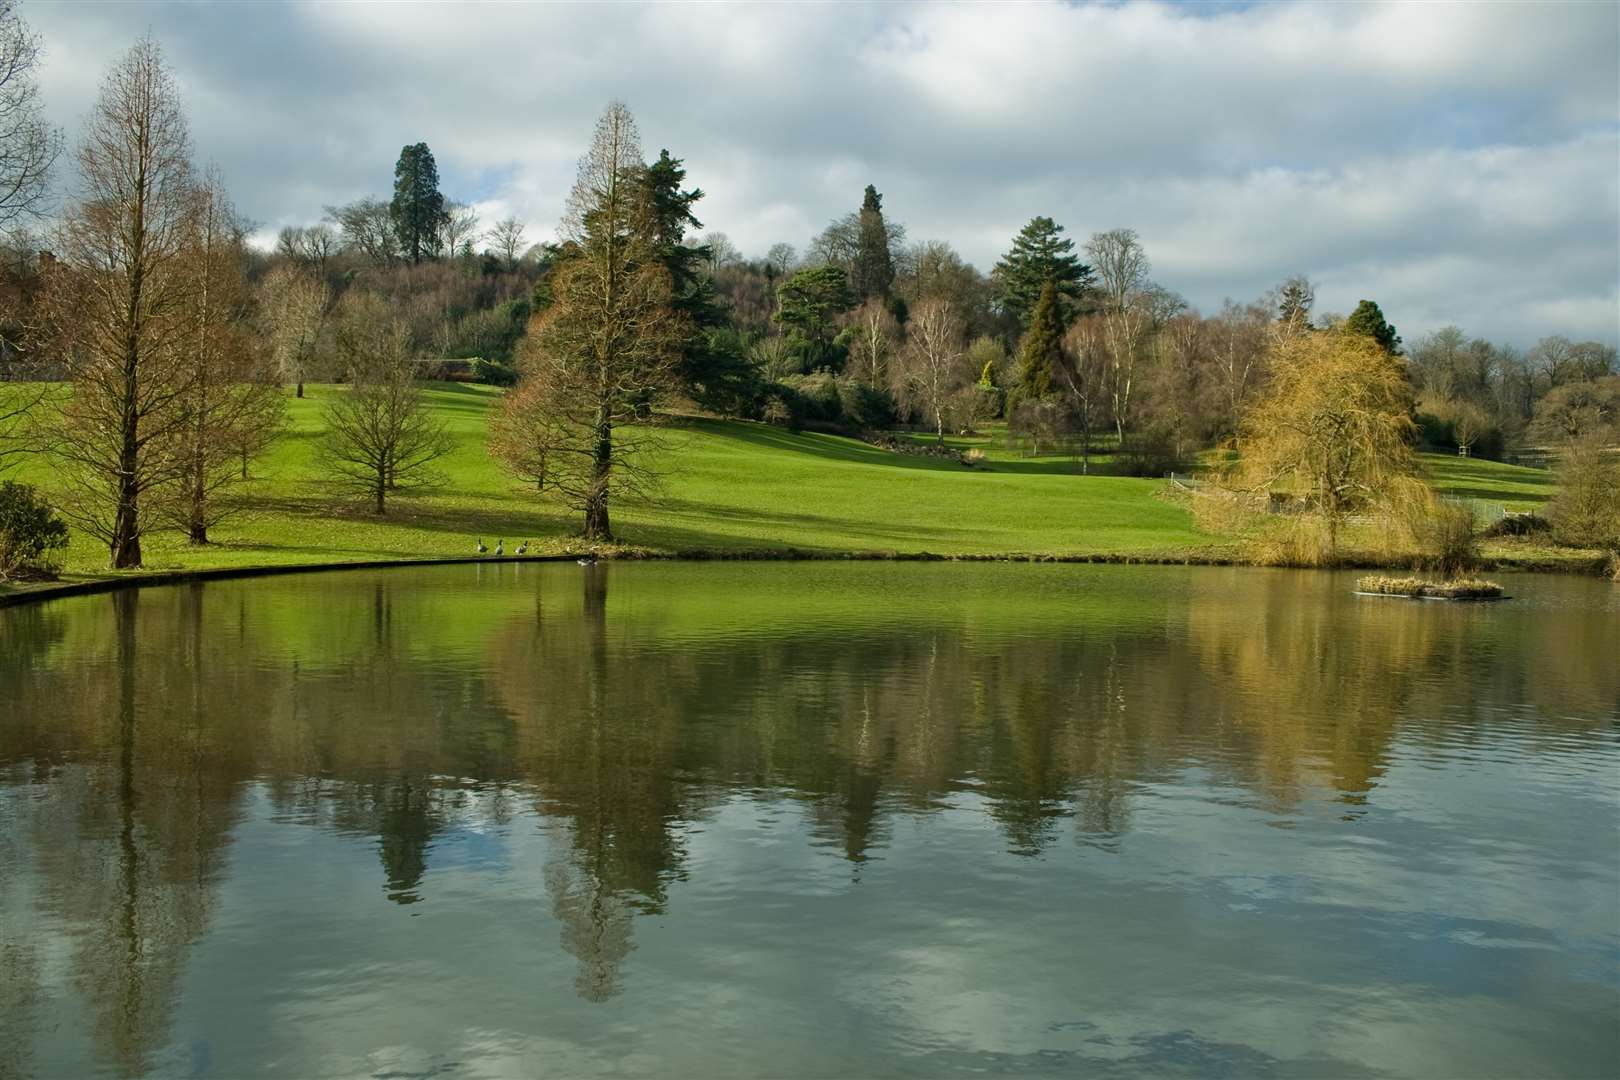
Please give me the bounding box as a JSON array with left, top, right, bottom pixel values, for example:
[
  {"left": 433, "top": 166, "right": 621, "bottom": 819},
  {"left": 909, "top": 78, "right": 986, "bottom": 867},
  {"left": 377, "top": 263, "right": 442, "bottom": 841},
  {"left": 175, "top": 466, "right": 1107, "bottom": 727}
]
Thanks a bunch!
[
  {"left": 491, "top": 103, "right": 685, "bottom": 541},
  {"left": 1236, "top": 329, "right": 1418, "bottom": 560}
]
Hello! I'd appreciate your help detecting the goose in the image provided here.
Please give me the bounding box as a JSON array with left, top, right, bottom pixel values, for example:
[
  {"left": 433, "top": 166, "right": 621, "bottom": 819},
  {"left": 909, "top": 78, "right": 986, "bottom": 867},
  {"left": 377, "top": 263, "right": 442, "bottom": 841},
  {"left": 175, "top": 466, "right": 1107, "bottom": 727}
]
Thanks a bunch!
[
  {"left": 515, "top": 541, "right": 529, "bottom": 555},
  {"left": 476, "top": 538, "right": 487, "bottom": 555},
  {"left": 495, "top": 539, "right": 504, "bottom": 557},
  {"left": 576, "top": 553, "right": 597, "bottom": 566}
]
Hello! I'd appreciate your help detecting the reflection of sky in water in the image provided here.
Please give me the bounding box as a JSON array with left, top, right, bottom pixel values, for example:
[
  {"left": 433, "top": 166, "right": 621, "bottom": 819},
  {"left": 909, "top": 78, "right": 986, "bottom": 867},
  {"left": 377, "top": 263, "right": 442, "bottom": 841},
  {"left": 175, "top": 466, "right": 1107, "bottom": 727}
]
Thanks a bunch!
[{"left": 0, "top": 563, "right": 1616, "bottom": 1078}]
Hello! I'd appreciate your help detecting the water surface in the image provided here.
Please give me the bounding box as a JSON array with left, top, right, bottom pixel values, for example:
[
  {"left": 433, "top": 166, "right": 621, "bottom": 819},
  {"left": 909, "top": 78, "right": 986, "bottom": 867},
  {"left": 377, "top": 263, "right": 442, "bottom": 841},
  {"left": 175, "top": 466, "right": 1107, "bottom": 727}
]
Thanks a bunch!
[{"left": 1, "top": 563, "right": 1616, "bottom": 1078}]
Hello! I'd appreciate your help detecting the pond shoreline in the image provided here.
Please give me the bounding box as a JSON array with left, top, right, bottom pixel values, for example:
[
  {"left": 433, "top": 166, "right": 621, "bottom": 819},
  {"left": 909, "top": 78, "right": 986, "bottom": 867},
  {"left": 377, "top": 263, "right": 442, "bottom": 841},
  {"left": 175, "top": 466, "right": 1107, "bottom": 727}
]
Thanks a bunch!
[{"left": 1, "top": 546, "right": 1609, "bottom": 609}]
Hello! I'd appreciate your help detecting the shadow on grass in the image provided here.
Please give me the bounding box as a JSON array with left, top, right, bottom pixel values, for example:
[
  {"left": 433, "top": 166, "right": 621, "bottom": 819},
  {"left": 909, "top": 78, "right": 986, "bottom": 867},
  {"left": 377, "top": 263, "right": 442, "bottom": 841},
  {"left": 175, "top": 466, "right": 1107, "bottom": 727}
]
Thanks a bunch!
[
  {"left": 639, "top": 496, "right": 968, "bottom": 547},
  {"left": 679, "top": 418, "right": 968, "bottom": 473}
]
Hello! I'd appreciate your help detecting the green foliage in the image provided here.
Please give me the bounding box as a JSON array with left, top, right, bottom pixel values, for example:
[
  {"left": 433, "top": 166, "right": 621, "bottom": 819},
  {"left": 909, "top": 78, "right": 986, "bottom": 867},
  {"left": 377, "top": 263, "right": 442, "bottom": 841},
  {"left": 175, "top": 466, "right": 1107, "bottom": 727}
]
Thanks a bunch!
[
  {"left": 993, "top": 216, "right": 1094, "bottom": 329},
  {"left": 1014, "top": 283, "right": 1064, "bottom": 403},
  {"left": 643, "top": 149, "right": 735, "bottom": 401},
  {"left": 1547, "top": 438, "right": 1620, "bottom": 551},
  {"left": 853, "top": 185, "right": 895, "bottom": 300},
  {"left": 775, "top": 266, "right": 855, "bottom": 344},
  {"left": 1343, "top": 299, "right": 1401, "bottom": 355},
  {"left": 0, "top": 481, "right": 68, "bottom": 579},
  {"left": 472, "top": 357, "right": 518, "bottom": 387},
  {"left": 774, "top": 372, "right": 897, "bottom": 433},
  {"left": 390, "top": 142, "right": 448, "bottom": 265}
]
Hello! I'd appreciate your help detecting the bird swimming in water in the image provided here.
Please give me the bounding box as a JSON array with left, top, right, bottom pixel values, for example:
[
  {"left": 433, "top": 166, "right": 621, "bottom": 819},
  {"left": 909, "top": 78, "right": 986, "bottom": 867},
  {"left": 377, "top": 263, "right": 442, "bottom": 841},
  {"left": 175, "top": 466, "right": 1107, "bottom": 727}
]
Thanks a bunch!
[
  {"left": 476, "top": 538, "right": 487, "bottom": 555},
  {"left": 495, "top": 539, "right": 504, "bottom": 556},
  {"left": 576, "top": 554, "right": 596, "bottom": 566}
]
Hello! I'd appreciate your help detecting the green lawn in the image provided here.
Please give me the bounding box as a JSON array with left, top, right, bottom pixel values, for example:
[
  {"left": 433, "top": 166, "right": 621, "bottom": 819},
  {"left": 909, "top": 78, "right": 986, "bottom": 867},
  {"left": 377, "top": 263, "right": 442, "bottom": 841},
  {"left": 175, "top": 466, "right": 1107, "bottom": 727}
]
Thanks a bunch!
[
  {"left": 2, "top": 383, "right": 1596, "bottom": 589},
  {"left": 5, "top": 383, "right": 1219, "bottom": 583}
]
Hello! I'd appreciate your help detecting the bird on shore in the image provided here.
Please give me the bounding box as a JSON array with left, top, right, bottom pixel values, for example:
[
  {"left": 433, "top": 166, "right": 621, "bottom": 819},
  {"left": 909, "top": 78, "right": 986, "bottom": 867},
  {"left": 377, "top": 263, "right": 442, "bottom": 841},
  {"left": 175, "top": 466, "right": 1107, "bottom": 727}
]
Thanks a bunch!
[
  {"left": 476, "top": 538, "right": 487, "bottom": 555},
  {"left": 495, "top": 539, "right": 504, "bottom": 556},
  {"left": 516, "top": 541, "right": 528, "bottom": 555}
]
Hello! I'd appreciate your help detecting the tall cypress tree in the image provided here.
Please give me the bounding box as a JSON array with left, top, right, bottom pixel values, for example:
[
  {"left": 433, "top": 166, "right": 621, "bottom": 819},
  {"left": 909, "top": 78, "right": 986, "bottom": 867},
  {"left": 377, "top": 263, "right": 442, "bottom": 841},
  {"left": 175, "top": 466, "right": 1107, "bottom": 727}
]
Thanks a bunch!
[
  {"left": 1015, "top": 282, "right": 1064, "bottom": 401},
  {"left": 993, "top": 216, "right": 1093, "bottom": 330},
  {"left": 390, "top": 142, "right": 447, "bottom": 265},
  {"left": 852, "top": 184, "right": 894, "bottom": 300}
]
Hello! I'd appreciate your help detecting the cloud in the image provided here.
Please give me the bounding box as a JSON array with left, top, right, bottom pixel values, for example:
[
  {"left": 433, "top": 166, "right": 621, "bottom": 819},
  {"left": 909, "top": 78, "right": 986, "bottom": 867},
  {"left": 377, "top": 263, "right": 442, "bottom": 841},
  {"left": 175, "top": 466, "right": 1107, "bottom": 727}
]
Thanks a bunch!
[{"left": 25, "top": 0, "right": 1619, "bottom": 347}]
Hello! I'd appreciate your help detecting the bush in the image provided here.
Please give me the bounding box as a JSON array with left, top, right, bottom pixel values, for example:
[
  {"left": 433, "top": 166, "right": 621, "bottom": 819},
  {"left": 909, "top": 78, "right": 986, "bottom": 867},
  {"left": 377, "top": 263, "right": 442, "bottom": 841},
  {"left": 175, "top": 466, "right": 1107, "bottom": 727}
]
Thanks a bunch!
[
  {"left": 471, "top": 357, "right": 518, "bottom": 387},
  {"left": 0, "top": 481, "right": 69, "bottom": 580},
  {"left": 1547, "top": 438, "right": 1620, "bottom": 551},
  {"left": 1384, "top": 480, "right": 1478, "bottom": 576}
]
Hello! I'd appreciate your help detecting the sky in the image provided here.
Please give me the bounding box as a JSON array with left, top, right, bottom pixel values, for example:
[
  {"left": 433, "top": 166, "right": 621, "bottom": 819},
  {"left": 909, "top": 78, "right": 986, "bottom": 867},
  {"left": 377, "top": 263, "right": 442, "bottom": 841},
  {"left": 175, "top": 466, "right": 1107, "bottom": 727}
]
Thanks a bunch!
[{"left": 24, "top": 0, "right": 1620, "bottom": 348}]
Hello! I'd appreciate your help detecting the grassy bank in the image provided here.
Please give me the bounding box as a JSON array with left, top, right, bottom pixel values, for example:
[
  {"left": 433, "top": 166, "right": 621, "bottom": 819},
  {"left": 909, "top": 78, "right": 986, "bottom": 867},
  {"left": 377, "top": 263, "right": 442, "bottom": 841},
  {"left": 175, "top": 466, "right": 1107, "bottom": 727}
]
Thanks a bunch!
[{"left": 1, "top": 382, "right": 1603, "bottom": 595}]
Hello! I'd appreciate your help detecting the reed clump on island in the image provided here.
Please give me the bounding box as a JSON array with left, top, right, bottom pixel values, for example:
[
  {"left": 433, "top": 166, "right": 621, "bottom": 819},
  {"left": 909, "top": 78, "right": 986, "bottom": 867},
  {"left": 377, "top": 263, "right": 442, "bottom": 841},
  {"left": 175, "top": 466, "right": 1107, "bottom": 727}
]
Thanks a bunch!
[{"left": 1356, "top": 575, "right": 1504, "bottom": 599}]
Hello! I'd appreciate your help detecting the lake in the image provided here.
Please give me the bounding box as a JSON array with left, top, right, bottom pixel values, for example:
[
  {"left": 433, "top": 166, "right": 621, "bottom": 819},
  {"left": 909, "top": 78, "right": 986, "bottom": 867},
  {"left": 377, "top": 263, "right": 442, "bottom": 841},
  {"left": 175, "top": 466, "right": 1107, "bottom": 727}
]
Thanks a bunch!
[{"left": 1, "top": 563, "right": 1616, "bottom": 1078}]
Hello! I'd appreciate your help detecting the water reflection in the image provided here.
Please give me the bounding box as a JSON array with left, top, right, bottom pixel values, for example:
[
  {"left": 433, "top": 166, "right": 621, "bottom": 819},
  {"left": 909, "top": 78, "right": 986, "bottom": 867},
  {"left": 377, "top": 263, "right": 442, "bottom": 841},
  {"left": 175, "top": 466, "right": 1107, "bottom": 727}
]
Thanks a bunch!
[{"left": 0, "top": 563, "right": 1615, "bottom": 1077}]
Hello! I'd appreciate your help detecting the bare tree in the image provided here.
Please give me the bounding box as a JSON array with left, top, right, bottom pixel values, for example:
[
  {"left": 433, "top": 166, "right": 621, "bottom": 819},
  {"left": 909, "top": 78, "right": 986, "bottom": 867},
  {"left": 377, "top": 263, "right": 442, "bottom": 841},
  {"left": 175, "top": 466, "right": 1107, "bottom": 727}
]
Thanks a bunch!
[
  {"left": 324, "top": 197, "right": 398, "bottom": 265},
  {"left": 0, "top": 1, "right": 59, "bottom": 229},
  {"left": 847, "top": 297, "right": 897, "bottom": 390},
  {"left": 1206, "top": 299, "right": 1270, "bottom": 444},
  {"left": 490, "top": 102, "right": 685, "bottom": 540},
  {"left": 168, "top": 169, "right": 283, "bottom": 542},
  {"left": 439, "top": 201, "right": 480, "bottom": 261},
  {"left": 45, "top": 38, "right": 196, "bottom": 568},
  {"left": 275, "top": 223, "right": 336, "bottom": 274},
  {"left": 259, "top": 264, "right": 329, "bottom": 397},
  {"left": 486, "top": 216, "right": 526, "bottom": 269},
  {"left": 895, "top": 297, "right": 965, "bottom": 443},
  {"left": 765, "top": 242, "right": 797, "bottom": 277},
  {"left": 320, "top": 296, "right": 450, "bottom": 513},
  {"left": 699, "top": 231, "right": 741, "bottom": 274},
  {"left": 1086, "top": 228, "right": 1150, "bottom": 445},
  {"left": 1059, "top": 316, "right": 1109, "bottom": 474}
]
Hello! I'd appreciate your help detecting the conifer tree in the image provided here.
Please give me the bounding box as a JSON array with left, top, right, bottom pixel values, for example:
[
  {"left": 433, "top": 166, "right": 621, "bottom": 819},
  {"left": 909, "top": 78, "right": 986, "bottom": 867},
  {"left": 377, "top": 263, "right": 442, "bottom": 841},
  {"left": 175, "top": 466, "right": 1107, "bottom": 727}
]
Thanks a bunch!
[
  {"left": 852, "top": 184, "right": 894, "bottom": 300},
  {"left": 993, "top": 216, "right": 1093, "bottom": 329},
  {"left": 1015, "top": 282, "right": 1065, "bottom": 403},
  {"left": 1343, "top": 299, "right": 1401, "bottom": 355},
  {"left": 390, "top": 142, "right": 447, "bottom": 265},
  {"left": 1275, "top": 276, "right": 1314, "bottom": 335}
]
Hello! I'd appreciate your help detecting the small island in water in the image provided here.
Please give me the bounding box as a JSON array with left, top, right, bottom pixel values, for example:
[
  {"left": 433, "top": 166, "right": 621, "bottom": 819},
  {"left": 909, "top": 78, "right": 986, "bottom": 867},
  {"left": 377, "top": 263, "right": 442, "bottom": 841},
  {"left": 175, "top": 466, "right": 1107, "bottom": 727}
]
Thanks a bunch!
[{"left": 1356, "top": 575, "right": 1507, "bottom": 600}]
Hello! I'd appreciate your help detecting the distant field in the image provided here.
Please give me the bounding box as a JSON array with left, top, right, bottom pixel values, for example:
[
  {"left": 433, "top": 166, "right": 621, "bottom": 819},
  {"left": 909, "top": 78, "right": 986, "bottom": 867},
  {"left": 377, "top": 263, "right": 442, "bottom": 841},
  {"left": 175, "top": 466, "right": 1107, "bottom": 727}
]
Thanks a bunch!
[{"left": 0, "top": 383, "right": 1596, "bottom": 587}]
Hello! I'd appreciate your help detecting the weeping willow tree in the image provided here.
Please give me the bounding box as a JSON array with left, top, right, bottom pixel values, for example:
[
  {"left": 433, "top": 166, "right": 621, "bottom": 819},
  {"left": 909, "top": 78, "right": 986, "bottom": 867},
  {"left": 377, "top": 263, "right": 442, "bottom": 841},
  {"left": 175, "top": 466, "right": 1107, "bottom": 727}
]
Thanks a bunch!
[
  {"left": 491, "top": 102, "right": 685, "bottom": 541},
  {"left": 1238, "top": 329, "right": 1418, "bottom": 560}
]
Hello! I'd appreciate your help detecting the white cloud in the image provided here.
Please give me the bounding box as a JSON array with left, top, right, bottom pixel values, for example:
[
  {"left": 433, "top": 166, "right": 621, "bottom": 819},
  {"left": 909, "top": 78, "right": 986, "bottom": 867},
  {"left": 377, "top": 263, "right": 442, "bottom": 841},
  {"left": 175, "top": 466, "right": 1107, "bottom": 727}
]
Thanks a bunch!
[{"left": 24, "top": 0, "right": 1618, "bottom": 347}]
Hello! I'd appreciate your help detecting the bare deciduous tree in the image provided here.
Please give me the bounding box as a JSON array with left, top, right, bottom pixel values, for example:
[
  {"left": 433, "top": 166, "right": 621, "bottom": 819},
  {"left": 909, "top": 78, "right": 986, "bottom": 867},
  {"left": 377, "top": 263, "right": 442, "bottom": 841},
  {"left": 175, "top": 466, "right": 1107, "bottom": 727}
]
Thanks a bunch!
[
  {"left": 486, "top": 216, "right": 526, "bottom": 269},
  {"left": 260, "top": 264, "right": 328, "bottom": 397},
  {"left": 45, "top": 39, "right": 196, "bottom": 568},
  {"left": 1059, "top": 316, "right": 1109, "bottom": 474},
  {"left": 320, "top": 296, "right": 450, "bottom": 513},
  {"left": 1086, "top": 228, "right": 1151, "bottom": 445},
  {"left": 168, "top": 170, "right": 283, "bottom": 542},
  {"left": 491, "top": 102, "right": 685, "bottom": 540},
  {"left": 895, "top": 297, "right": 965, "bottom": 444},
  {"left": 439, "top": 202, "right": 480, "bottom": 261},
  {"left": 275, "top": 223, "right": 336, "bottom": 274},
  {"left": 324, "top": 197, "right": 398, "bottom": 265},
  {"left": 847, "top": 297, "right": 897, "bottom": 390},
  {"left": 0, "top": 0, "right": 59, "bottom": 229}
]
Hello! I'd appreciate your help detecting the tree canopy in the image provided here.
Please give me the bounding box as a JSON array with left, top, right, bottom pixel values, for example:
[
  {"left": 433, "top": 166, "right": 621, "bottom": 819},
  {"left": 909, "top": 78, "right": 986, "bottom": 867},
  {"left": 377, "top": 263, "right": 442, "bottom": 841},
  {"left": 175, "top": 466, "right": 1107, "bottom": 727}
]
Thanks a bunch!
[
  {"left": 993, "top": 216, "right": 1093, "bottom": 329},
  {"left": 390, "top": 142, "right": 447, "bottom": 265},
  {"left": 1343, "top": 299, "right": 1401, "bottom": 355}
]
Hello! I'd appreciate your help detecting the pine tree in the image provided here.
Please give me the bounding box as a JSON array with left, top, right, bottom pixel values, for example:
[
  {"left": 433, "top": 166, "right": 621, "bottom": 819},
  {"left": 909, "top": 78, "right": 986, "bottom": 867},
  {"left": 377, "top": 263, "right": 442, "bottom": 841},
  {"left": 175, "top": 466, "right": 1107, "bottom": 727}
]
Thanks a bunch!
[
  {"left": 1015, "top": 282, "right": 1065, "bottom": 402},
  {"left": 1344, "top": 299, "right": 1401, "bottom": 355},
  {"left": 852, "top": 184, "right": 894, "bottom": 300},
  {"left": 1276, "top": 276, "right": 1314, "bottom": 335},
  {"left": 993, "top": 216, "right": 1093, "bottom": 329},
  {"left": 390, "top": 142, "right": 448, "bottom": 265}
]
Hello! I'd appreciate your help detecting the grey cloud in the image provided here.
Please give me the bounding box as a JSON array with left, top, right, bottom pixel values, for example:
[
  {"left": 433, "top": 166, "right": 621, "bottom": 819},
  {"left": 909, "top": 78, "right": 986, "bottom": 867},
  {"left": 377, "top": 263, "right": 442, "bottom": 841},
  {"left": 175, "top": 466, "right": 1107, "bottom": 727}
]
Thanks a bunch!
[{"left": 26, "top": 0, "right": 1618, "bottom": 347}]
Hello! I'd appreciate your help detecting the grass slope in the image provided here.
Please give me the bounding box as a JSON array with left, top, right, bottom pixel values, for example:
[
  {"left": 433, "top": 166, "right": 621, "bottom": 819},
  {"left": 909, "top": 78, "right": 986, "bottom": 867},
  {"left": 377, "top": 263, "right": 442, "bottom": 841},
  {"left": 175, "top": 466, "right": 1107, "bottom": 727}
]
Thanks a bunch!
[{"left": 6, "top": 383, "right": 1218, "bottom": 584}]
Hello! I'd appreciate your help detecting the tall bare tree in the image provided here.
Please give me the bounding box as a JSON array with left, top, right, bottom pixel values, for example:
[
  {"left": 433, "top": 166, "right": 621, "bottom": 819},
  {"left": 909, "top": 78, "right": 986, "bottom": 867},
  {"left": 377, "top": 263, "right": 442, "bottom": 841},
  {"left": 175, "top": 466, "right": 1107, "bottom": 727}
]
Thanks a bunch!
[
  {"left": 1059, "top": 316, "right": 1109, "bottom": 474},
  {"left": 168, "top": 168, "right": 283, "bottom": 543},
  {"left": 491, "top": 102, "right": 684, "bottom": 540},
  {"left": 324, "top": 197, "right": 398, "bottom": 265},
  {"left": 439, "top": 201, "right": 480, "bottom": 261},
  {"left": 0, "top": 0, "right": 58, "bottom": 229},
  {"left": 45, "top": 39, "right": 196, "bottom": 568},
  {"left": 259, "top": 264, "right": 328, "bottom": 398},
  {"left": 895, "top": 297, "right": 965, "bottom": 443},
  {"left": 1086, "top": 228, "right": 1150, "bottom": 445},
  {"left": 486, "top": 216, "right": 526, "bottom": 269},
  {"left": 320, "top": 295, "right": 450, "bottom": 513},
  {"left": 847, "top": 297, "right": 898, "bottom": 390}
]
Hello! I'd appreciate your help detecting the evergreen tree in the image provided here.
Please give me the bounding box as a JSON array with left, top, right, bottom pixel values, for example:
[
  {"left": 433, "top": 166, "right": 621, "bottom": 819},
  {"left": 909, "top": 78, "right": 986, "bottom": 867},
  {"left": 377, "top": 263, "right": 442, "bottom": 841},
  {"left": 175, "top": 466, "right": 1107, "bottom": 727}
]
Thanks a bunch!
[
  {"left": 852, "top": 184, "right": 894, "bottom": 300},
  {"left": 1015, "top": 282, "right": 1064, "bottom": 402},
  {"left": 775, "top": 266, "right": 855, "bottom": 368},
  {"left": 642, "top": 149, "right": 752, "bottom": 411},
  {"left": 1275, "top": 275, "right": 1314, "bottom": 334},
  {"left": 1344, "top": 299, "right": 1401, "bottom": 355},
  {"left": 390, "top": 142, "right": 448, "bottom": 265},
  {"left": 993, "top": 216, "right": 1094, "bottom": 329}
]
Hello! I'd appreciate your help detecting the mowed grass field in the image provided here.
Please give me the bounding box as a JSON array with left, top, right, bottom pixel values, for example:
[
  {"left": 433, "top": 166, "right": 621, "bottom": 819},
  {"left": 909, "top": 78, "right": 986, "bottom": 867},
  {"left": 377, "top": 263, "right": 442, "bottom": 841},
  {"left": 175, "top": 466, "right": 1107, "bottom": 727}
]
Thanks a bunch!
[{"left": 1, "top": 381, "right": 1587, "bottom": 585}]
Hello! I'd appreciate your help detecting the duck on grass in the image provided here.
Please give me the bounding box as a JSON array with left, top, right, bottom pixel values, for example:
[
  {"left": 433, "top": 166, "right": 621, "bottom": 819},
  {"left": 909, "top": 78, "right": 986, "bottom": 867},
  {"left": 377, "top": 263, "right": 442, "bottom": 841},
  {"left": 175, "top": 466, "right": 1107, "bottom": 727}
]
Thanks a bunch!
[{"left": 1356, "top": 576, "right": 1506, "bottom": 600}]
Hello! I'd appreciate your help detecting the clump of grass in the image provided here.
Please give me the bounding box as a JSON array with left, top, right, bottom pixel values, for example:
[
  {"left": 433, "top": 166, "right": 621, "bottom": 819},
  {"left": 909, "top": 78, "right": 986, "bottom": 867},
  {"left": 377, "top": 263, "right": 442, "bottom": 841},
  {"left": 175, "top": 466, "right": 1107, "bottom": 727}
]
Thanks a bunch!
[{"left": 1356, "top": 575, "right": 1503, "bottom": 599}]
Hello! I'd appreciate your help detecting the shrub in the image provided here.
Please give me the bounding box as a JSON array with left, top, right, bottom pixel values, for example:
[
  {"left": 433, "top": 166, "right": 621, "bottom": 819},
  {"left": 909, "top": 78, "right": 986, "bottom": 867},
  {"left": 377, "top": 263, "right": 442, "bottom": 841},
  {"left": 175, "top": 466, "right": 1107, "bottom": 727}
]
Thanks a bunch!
[
  {"left": 0, "top": 481, "right": 69, "bottom": 580},
  {"left": 1382, "top": 479, "right": 1478, "bottom": 577},
  {"left": 1546, "top": 438, "right": 1620, "bottom": 551},
  {"left": 472, "top": 356, "right": 518, "bottom": 387}
]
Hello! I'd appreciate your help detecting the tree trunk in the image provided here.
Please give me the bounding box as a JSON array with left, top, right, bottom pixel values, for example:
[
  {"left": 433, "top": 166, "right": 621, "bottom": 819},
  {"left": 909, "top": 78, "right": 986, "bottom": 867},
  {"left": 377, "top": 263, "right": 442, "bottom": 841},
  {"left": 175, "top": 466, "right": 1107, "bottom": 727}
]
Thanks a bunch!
[
  {"left": 112, "top": 400, "right": 142, "bottom": 569},
  {"left": 583, "top": 411, "right": 613, "bottom": 541},
  {"left": 189, "top": 457, "right": 208, "bottom": 544},
  {"left": 375, "top": 474, "right": 386, "bottom": 515}
]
